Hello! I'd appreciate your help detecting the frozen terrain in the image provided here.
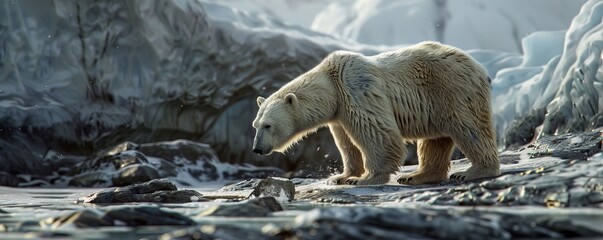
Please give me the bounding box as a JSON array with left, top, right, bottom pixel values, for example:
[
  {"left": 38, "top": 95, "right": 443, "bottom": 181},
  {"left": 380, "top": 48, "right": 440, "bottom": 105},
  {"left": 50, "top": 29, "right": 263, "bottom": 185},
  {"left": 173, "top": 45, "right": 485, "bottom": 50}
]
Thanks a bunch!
[{"left": 1, "top": 131, "right": 603, "bottom": 239}]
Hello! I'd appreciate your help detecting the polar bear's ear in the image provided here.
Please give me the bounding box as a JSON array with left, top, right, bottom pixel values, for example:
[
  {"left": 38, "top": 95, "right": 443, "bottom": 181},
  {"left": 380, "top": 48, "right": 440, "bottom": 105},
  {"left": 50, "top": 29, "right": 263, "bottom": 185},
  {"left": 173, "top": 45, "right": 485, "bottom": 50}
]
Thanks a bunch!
[
  {"left": 257, "top": 96, "right": 266, "bottom": 107},
  {"left": 285, "top": 93, "right": 298, "bottom": 107}
]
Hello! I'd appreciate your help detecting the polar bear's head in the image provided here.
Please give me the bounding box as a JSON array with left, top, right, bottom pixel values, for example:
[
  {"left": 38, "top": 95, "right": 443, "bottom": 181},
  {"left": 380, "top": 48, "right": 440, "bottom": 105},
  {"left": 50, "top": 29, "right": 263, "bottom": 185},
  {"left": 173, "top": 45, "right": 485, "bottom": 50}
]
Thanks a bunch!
[{"left": 252, "top": 93, "right": 299, "bottom": 155}]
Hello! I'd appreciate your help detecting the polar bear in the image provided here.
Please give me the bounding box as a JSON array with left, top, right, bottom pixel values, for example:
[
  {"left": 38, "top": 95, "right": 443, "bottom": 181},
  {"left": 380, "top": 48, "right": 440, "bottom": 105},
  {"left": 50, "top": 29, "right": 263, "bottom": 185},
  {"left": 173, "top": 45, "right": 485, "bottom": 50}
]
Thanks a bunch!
[{"left": 252, "top": 41, "right": 499, "bottom": 185}]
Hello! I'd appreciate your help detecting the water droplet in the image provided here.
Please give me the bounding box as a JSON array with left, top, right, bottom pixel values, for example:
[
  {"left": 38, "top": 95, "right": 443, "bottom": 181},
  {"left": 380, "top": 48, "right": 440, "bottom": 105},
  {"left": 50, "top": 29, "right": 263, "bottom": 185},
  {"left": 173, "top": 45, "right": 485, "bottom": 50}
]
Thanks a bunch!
[
  {"left": 261, "top": 86, "right": 266, "bottom": 91},
  {"left": 316, "top": 147, "right": 321, "bottom": 151},
  {"left": 45, "top": 85, "right": 48, "bottom": 88},
  {"left": 47, "top": 34, "right": 52, "bottom": 38},
  {"left": 180, "top": 104, "right": 183, "bottom": 108}
]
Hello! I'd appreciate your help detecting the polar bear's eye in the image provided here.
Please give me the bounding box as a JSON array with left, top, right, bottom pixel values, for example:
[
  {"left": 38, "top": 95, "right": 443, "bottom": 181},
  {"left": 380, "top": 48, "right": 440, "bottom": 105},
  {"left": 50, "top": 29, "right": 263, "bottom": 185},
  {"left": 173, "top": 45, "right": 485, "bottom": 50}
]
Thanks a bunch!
[{"left": 264, "top": 125, "right": 272, "bottom": 129}]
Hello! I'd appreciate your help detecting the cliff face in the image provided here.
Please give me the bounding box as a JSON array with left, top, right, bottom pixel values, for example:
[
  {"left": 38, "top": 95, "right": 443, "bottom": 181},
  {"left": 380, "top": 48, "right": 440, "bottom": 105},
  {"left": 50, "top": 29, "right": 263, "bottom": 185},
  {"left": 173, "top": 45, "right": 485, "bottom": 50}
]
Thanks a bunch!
[{"left": 0, "top": 0, "right": 380, "bottom": 175}]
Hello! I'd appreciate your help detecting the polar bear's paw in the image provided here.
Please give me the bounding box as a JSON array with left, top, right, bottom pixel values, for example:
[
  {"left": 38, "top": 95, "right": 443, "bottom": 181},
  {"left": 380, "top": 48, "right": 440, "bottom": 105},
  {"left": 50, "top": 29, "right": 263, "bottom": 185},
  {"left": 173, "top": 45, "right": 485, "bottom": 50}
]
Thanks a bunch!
[
  {"left": 344, "top": 174, "right": 390, "bottom": 186},
  {"left": 397, "top": 172, "right": 447, "bottom": 185},
  {"left": 326, "top": 174, "right": 352, "bottom": 185}
]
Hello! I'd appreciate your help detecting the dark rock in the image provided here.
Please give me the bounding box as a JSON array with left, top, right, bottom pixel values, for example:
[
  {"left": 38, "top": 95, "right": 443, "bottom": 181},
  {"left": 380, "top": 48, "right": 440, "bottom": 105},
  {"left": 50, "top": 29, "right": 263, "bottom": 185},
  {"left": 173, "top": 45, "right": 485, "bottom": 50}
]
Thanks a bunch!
[
  {"left": 160, "top": 224, "right": 275, "bottom": 240},
  {"left": 272, "top": 206, "right": 603, "bottom": 239},
  {"left": 0, "top": 172, "right": 20, "bottom": 187},
  {"left": 504, "top": 108, "right": 546, "bottom": 149},
  {"left": 105, "top": 207, "right": 196, "bottom": 226},
  {"left": 42, "top": 206, "right": 195, "bottom": 228},
  {"left": 77, "top": 179, "right": 206, "bottom": 204},
  {"left": 527, "top": 131, "right": 603, "bottom": 160},
  {"left": 112, "top": 164, "right": 160, "bottom": 186},
  {"left": 198, "top": 197, "right": 283, "bottom": 217},
  {"left": 66, "top": 140, "right": 284, "bottom": 187},
  {"left": 392, "top": 157, "right": 603, "bottom": 207},
  {"left": 499, "top": 154, "right": 521, "bottom": 164},
  {"left": 68, "top": 172, "right": 112, "bottom": 187},
  {"left": 250, "top": 177, "right": 295, "bottom": 202}
]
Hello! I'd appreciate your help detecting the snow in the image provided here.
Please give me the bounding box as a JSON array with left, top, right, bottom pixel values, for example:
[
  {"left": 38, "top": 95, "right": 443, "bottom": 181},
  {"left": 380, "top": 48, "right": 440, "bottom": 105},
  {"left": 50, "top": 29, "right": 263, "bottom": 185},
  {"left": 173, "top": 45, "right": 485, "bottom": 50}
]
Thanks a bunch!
[
  {"left": 310, "top": 0, "right": 585, "bottom": 52},
  {"left": 488, "top": 0, "right": 603, "bottom": 141}
]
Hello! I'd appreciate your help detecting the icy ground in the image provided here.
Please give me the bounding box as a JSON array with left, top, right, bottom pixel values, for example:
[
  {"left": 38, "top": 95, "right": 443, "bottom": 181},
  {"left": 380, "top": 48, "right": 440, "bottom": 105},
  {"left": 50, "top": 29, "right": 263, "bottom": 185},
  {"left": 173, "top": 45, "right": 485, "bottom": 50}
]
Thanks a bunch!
[{"left": 1, "top": 131, "right": 603, "bottom": 239}]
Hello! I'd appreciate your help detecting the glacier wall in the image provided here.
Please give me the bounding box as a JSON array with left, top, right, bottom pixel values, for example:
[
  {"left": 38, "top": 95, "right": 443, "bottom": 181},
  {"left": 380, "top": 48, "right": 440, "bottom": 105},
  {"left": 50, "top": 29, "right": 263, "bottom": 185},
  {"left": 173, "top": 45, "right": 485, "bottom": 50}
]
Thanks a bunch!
[{"left": 490, "top": 0, "right": 603, "bottom": 147}]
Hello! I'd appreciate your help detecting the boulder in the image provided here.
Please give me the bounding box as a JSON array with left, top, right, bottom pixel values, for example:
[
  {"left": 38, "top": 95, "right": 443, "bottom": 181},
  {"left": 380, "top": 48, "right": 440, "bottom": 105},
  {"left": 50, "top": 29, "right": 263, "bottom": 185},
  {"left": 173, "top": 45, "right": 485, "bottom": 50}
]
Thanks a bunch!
[
  {"left": 41, "top": 206, "right": 195, "bottom": 229},
  {"left": 77, "top": 179, "right": 207, "bottom": 204},
  {"left": 198, "top": 197, "right": 283, "bottom": 217},
  {"left": 250, "top": 177, "right": 295, "bottom": 202}
]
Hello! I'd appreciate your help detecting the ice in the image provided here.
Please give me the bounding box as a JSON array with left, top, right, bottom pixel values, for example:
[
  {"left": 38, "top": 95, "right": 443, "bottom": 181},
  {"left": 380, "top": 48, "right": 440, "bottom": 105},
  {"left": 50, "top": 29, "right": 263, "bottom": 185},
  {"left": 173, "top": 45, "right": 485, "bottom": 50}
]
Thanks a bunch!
[
  {"left": 489, "top": 0, "right": 603, "bottom": 144},
  {"left": 310, "top": 0, "right": 585, "bottom": 52}
]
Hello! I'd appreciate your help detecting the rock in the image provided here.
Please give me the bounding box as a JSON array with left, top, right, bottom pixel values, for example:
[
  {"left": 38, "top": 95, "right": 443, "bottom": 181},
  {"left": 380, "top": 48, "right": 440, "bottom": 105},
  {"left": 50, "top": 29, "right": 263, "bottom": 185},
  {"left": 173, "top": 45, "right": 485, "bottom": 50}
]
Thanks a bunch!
[
  {"left": 77, "top": 179, "right": 207, "bottom": 204},
  {"left": 273, "top": 206, "right": 603, "bottom": 239},
  {"left": 198, "top": 197, "right": 283, "bottom": 217},
  {"left": 391, "top": 157, "right": 603, "bottom": 207},
  {"left": 504, "top": 109, "right": 546, "bottom": 149},
  {"left": 526, "top": 131, "right": 603, "bottom": 160},
  {"left": 219, "top": 178, "right": 263, "bottom": 192},
  {"left": 41, "top": 206, "right": 195, "bottom": 229},
  {"left": 0, "top": 172, "right": 20, "bottom": 187},
  {"left": 250, "top": 177, "right": 295, "bottom": 202},
  {"left": 0, "top": 0, "right": 362, "bottom": 178},
  {"left": 112, "top": 164, "right": 160, "bottom": 186},
  {"left": 297, "top": 189, "right": 363, "bottom": 204},
  {"left": 64, "top": 140, "right": 284, "bottom": 187},
  {"left": 67, "top": 172, "right": 113, "bottom": 187},
  {"left": 160, "top": 224, "right": 274, "bottom": 240}
]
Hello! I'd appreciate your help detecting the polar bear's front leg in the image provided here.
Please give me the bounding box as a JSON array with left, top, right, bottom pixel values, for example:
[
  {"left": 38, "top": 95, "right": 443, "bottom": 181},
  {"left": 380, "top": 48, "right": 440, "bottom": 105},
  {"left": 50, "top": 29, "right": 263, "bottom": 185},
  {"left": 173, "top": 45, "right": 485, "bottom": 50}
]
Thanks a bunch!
[
  {"left": 342, "top": 123, "right": 406, "bottom": 186},
  {"left": 326, "top": 124, "right": 364, "bottom": 185},
  {"left": 398, "top": 137, "right": 453, "bottom": 185}
]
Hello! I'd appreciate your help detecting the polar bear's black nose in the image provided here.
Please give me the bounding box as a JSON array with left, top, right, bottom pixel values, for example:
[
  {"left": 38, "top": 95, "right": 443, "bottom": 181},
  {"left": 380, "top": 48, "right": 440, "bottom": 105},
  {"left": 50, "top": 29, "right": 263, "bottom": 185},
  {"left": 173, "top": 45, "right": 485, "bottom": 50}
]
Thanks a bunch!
[{"left": 253, "top": 148, "right": 263, "bottom": 154}]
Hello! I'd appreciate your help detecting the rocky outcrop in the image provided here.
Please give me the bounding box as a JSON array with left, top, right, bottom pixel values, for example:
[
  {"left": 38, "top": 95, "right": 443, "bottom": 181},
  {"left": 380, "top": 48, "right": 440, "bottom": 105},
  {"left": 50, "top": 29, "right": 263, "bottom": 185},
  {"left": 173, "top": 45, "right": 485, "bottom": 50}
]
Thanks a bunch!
[
  {"left": 41, "top": 206, "right": 195, "bottom": 229},
  {"left": 198, "top": 197, "right": 283, "bottom": 217},
  {"left": 275, "top": 206, "right": 603, "bottom": 239},
  {"left": 0, "top": 0, "right": 373, "bottom": 177},
  {"left": 77, "top": 179, "right": 207, "bottom": 204},
  {"left": 64, "top": 140, "right": 283, "bottom": 187}
]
